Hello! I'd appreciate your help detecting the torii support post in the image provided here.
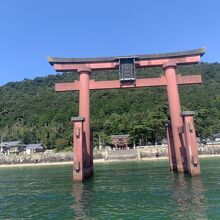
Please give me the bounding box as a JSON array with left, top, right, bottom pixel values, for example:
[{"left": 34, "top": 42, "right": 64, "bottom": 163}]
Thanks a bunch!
[
  {"left": 71, "top": 116, "right": 85, "bottom": 182},
  {"left": 166, "top": 122, "right": 177, "bottom": 171},
  {"left": 181, "top": 111, "right": 201, "bottom": 176}
]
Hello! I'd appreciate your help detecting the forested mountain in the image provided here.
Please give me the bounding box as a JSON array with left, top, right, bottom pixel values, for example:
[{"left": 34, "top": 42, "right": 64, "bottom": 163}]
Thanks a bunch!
[{"left": 0, "top": 63, "right": 220, "bottom": 150}]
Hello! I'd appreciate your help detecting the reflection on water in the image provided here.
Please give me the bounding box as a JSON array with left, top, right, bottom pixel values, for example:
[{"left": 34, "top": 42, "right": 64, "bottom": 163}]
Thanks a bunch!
[
  {"left": 71, "top": 182, "right": 94, "bottom": 219},
  {"left": 171, "top": 173, "right": 208, "bottom": 219},
  {"left": 70, "top": 161, "right": 213, "bottom": 219},
  {"left": 0, "top": 159, "right": 220, "bottom": 219},
  {"left": 71, "top": 183, "right": 86, "bottom": 219}
]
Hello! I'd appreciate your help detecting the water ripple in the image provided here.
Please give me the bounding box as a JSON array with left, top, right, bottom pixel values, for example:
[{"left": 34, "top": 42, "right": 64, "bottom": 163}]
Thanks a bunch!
[{"left": 0, "top": 159, "right": 219, "bottom": 219}]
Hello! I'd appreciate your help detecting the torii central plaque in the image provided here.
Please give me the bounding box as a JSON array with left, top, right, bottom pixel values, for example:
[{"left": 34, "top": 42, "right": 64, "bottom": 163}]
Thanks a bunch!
[{"left": 48, "top": 48, "right": 205, "bottom": 181}]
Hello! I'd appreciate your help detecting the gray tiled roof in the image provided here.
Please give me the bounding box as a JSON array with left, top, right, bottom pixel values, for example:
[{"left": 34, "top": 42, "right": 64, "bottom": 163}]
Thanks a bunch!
[
  {"left": 26, "top": 144, "right": 44, "bottom": 150},
  {"left": 48, "top": 48, "right": 206, "bottom": 65},
  {"left": 1, "top": 141, "right": 22, "bottom": 148},
  {"left": 213, "top": 133, "right": 220, "bottom": 138},
  {"left": 111, "top": 135, "right": 129, "bottom": 139}
]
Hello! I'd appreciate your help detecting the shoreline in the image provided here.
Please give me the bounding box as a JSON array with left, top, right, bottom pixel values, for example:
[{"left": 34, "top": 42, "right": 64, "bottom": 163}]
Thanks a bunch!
[{"left": 0, "top": 154, "right": 220, "bottom": 168}]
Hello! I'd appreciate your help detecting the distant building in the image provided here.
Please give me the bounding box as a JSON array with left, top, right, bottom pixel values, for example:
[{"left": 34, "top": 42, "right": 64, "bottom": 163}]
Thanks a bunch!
[
  {"left": 111, "top": 135, "right": 129, "bottom": 149},
  {"left": 0, "top": 141, "right": 26, "bottom": 155},
  {"left": 26, "top": 143, "right": 45, "bottom": 154},
  {"left": 213, "top": 133, "right": 220, "bottom": 142}
]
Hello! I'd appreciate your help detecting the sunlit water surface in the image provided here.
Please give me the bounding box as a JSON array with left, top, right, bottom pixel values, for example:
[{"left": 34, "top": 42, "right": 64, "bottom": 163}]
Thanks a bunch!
[{"left": 0, "top": 158, "right": 220, "bottom": 219}]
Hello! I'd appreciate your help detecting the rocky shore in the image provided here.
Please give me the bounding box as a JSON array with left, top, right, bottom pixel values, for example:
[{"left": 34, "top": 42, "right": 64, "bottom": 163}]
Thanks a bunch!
[
  {"left": 0, "top": 145, "right": 220, "bottom": 166},
  {"left": 0, "top": 151, "right": 73, "bottom": 165}
]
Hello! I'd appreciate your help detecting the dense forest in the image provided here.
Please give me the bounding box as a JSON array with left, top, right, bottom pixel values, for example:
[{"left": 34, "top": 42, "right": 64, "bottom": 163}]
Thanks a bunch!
[{"left": 0, "top": 63, "right": 220, "bottom": 150}]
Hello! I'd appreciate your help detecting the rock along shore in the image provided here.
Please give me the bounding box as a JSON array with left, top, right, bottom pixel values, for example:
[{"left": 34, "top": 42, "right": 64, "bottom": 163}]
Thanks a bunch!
[{"left": 0, "top": 145, "right": 220, "bottom": 166}]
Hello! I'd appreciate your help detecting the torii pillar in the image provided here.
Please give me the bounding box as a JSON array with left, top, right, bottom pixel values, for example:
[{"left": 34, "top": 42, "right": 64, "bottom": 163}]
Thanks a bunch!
[
  {"left": 163, "top": 62, "right": 187, "bottom": 172},
  {"left": 78, "top": 67, "right": 93, "bottom": 177}
]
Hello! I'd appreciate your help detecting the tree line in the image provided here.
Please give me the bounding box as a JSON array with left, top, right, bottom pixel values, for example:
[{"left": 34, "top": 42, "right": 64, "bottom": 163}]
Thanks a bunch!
[{"left": 0, "top": 63, "right": 220, "bottom": 150}]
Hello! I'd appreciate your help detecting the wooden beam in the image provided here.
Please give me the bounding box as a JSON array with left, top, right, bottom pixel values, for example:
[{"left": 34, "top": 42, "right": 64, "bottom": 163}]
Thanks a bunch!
[
  {"left": 53, "top": 55, "right": 201, "bottom": 72},
  {"left": 137, "top": 55, "right": 201, "bottom": 67},
  {"left": 55, "top": 81, "right": 80, "bottom": 91},
  {"left": 54, "top": 62, "right": 118, "bottom": 72},
  {"left": 55, "top": 75, "right": 202, "bottom": 92},
  {"left": 176, "top": 74, "right": 202, "bottom": 85}
]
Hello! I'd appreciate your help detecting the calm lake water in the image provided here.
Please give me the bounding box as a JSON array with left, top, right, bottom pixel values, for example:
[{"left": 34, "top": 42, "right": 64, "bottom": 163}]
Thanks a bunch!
[{"left": 0, "top": 158, "right": 220, "bottom": 219}]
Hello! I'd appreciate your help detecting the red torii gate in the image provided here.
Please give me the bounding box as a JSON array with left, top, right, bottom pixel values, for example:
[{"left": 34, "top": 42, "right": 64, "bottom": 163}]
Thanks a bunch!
[{"left": 48, "top": 48, "right": 205, "bottom": 181}]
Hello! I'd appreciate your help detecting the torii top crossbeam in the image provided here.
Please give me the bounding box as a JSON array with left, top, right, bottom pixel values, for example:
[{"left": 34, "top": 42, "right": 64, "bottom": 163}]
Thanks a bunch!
[
  {"left": 48, "top": 48, "right": 205, "bottom": 71},
  {"left": 48, "top": 48, "right": 205, "bottom": 91}
]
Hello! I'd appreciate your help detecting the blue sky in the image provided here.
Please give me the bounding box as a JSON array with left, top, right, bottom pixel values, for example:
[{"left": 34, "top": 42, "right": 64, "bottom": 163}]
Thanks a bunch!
[{"left": 1, "top": 0, "right": 220, "bottom": 85}]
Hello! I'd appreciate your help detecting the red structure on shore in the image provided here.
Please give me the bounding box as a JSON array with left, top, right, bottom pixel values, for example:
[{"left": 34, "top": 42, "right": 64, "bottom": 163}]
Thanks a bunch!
[
  {"left": 111, "top": 135, "right": 129, "bottom": 150},
  {"left": 48, "top": 48, "right": 205, "bottom": 181}
]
